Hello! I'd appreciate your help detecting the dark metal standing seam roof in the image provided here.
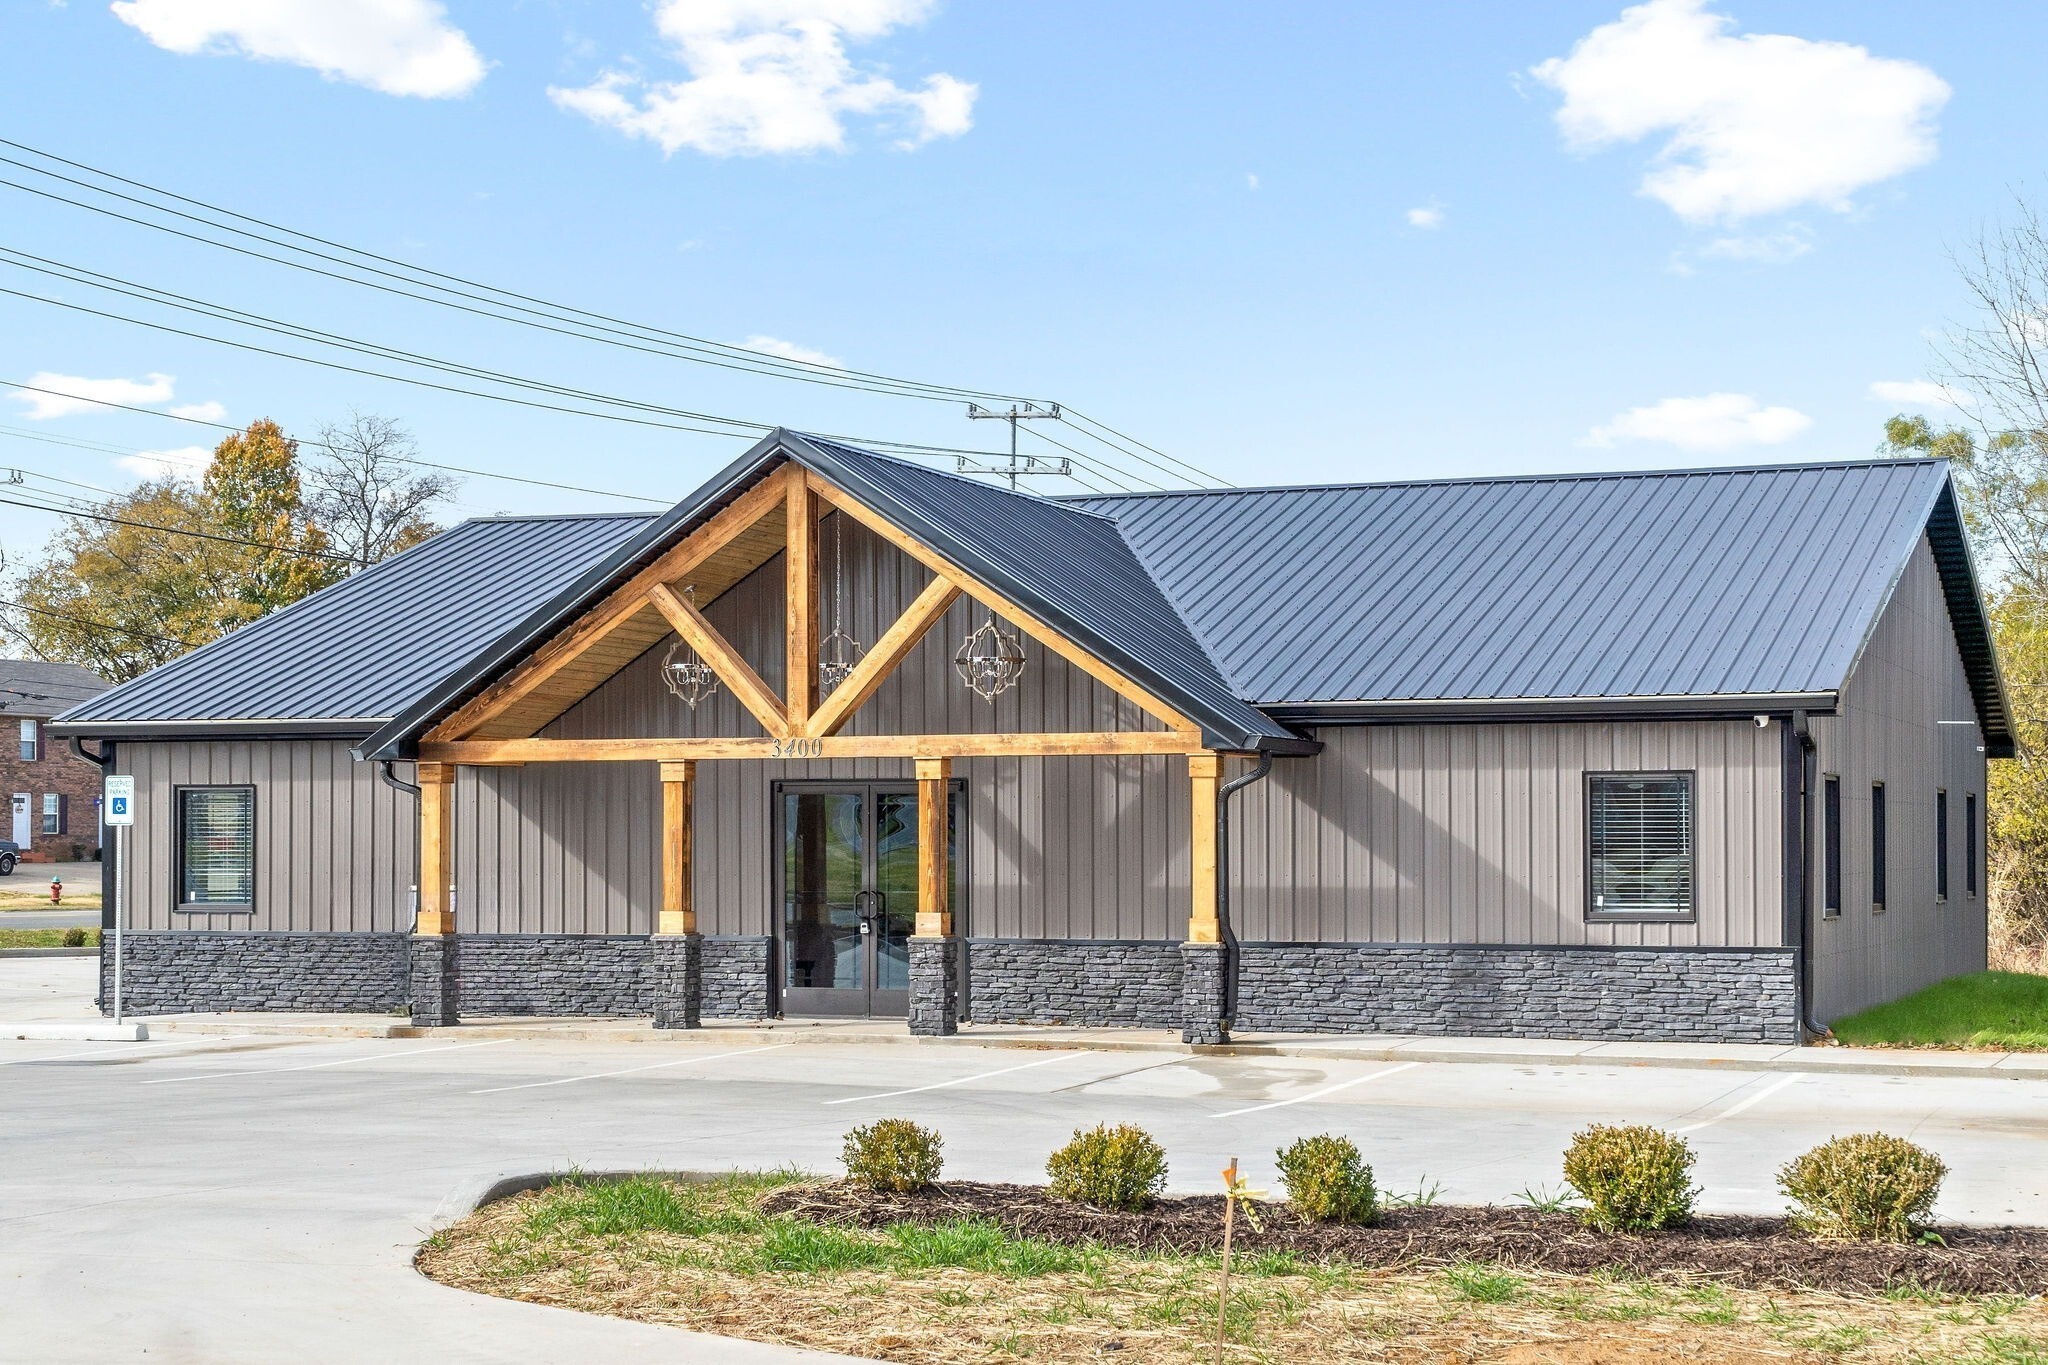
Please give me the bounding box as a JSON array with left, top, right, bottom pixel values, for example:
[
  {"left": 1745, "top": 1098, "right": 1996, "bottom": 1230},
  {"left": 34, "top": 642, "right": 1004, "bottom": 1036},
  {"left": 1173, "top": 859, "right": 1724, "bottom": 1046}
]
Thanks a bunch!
[
  {"left": 50, "top": 513, "right": 653, "bottom": 733},
  {"left": 1070, "top": 458, "right": 2012, "bottom": 754}
]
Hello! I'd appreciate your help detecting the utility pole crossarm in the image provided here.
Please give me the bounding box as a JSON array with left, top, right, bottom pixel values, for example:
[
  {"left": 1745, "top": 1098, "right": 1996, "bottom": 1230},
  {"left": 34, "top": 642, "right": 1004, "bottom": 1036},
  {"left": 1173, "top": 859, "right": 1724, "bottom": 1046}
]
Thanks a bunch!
[{"left": 959, "top": 402, "right": 1068, "bottom": 491}]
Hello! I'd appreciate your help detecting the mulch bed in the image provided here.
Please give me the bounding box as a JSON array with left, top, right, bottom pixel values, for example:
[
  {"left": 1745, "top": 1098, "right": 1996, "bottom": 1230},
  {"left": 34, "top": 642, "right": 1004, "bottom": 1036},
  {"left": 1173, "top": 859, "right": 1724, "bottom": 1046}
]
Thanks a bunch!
[{"left": 761, "top": 1180, "right": 2048, "bottom": 1297}]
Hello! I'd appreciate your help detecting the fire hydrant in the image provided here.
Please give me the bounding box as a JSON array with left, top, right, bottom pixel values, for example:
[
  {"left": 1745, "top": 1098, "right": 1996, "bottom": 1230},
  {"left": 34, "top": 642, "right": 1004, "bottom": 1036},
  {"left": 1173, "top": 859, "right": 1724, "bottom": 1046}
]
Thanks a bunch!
[{"left": 49, "top": 877, "right": 61, "bottom": 904}]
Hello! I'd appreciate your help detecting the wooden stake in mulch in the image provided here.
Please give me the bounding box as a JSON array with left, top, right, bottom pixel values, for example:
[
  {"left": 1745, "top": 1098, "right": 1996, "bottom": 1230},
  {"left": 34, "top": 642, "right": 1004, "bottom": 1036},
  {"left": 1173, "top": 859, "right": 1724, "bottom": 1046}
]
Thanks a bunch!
[{"left": 1216, "top": 1159, "right": 1265, "bottom": 1364}]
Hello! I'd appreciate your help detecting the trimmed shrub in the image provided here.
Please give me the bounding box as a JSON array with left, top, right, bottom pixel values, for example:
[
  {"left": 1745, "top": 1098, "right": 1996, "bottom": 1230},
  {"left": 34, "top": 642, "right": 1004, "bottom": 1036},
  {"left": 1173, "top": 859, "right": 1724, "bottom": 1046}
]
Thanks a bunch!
[
  {"left": 1275, "top": 1134, "right": 1378, "bottom": 1225},
  {"left": 1046, "top": 1123, "right": 1167, "bottom": 1211},
  {"left": 1778, "top": 1133, "right": 1946, "bottom": 1242},
  {"left": 840, "top": 1118, "right": 944, "bottom": 1194},
  {"left": 61, "top": 927, "right": 86, "bottom": 948},
  {"left": 1561, "top": 1124, "right": 1698, "bottom": 1232}
]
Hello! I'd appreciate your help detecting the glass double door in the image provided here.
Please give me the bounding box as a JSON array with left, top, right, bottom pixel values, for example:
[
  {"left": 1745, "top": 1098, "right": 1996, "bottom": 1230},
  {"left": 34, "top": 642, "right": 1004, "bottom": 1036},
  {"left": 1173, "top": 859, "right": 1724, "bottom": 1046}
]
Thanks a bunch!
[{"left": 778, "top": 783, "right": 958, "bottom": 1018}]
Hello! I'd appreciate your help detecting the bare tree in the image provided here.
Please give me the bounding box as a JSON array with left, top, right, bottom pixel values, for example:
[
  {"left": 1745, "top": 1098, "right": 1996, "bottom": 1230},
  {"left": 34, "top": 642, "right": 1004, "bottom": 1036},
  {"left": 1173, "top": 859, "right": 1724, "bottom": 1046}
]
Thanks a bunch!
[{"left": 305, "top": 412, "right": 458, "bottom": 571}]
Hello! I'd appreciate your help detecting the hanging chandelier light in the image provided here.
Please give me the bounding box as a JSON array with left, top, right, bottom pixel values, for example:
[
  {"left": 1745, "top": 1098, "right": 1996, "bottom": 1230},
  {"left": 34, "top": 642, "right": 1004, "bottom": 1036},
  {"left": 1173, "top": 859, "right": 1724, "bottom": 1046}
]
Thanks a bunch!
[
  {"left": 954, "top": 613, "right": 1026, "bottom": 702},
  {"left": 818, "top": 511, "right": 865, "bottom": 692},
  {"left": 661, "top": 587, "right": 721, "bottom": 710}
]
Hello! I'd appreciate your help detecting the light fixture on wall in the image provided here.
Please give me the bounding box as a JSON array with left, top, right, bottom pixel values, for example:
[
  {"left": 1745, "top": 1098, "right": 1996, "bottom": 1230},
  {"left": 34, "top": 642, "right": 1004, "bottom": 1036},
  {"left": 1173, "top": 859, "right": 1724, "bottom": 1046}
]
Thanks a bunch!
[
  {"left": 954, "top": 613, "right": 1026, "bottom": 702},
  {"left": 818, "top": 511, "right": 865, "bottom": 692},
  {"left": 662, "top": 586, "right": 721, "bottom": 711}
]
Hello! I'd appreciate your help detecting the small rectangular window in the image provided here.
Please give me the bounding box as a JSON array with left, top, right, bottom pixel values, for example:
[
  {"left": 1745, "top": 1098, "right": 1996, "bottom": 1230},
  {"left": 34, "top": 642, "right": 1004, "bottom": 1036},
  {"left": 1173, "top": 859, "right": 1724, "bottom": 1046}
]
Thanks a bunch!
[
  {"left": 39, "top": 793, "right": 60, "bottom": 836},
  {"left": 177, "top": 787, "right": 255, "bottom": 911},
  {"left": 1822, "top": 775, "right": 1842, "bottom": 917},
  {"left": 18, "top": 719, "right": 36, "bottom": 763},
  {"left": 1871, "top": 782, "right": 1887, "bottom": 912},
  {"left": 1936, "top": 788, "right": 1949, "bottom": 902},
  {"left": 1587, "top": 772, "right": 1694, "bottom": 918},
  {"left": 1967, "top": 792, "right": 1979, "bottom": 898}
]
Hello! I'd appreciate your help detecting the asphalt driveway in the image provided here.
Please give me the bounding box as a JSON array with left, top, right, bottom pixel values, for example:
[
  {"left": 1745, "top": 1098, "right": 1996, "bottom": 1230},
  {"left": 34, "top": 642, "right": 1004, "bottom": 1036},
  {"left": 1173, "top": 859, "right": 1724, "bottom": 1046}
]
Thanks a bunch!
[{"left": 4, "top": 958, "right": 2047, "bottom": 1364}]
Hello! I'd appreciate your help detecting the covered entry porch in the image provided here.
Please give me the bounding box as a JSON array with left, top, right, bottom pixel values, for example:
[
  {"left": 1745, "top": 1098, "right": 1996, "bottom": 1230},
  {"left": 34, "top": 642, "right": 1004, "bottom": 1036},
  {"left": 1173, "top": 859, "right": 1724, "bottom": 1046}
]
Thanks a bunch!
[{"left": 384, "top": 445, "right": 1283, "bottom": 1040}]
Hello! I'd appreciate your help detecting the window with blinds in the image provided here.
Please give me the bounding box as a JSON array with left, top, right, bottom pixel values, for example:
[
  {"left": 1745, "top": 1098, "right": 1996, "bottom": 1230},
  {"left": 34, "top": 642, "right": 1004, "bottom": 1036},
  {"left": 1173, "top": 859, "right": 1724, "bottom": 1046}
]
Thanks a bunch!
[
  {"left": 1587, "top": 772, "right": 1694, "bottom": 917},
  {"left": 178, "top": 787, "right": 255, "bottom": 910}
]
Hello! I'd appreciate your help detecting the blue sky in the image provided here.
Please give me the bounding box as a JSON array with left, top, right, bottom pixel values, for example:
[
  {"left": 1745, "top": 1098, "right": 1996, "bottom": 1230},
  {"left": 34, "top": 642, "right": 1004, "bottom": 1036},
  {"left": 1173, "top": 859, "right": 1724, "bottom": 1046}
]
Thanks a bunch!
[{"left": 0, "top": 0, "right": 2043, "bottom": 534}]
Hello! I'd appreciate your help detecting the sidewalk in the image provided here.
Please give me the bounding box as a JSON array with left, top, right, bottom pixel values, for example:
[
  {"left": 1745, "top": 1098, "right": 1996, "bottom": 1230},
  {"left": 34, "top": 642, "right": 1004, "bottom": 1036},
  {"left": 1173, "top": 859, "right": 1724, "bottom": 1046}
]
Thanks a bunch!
[{"left": 140, "top": 1010, "right": 2048, "bottom": 1081}]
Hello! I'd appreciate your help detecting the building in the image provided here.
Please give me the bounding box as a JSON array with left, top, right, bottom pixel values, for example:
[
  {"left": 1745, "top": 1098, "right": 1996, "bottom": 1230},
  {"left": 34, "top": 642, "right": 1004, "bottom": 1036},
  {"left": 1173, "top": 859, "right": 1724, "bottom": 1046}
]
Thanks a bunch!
[
  {"left": 0, "top": 659, "right": 111, "bottom": 863},
  {"left": 51, "top": 433, "right": 2010, "bottom": 1043}
]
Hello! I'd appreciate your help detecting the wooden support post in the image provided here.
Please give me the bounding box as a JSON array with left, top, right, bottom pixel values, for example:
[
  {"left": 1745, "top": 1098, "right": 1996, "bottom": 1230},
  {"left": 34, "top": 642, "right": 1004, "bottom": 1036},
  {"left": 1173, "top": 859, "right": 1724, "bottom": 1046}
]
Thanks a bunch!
[
  {"left": 416, "top": 761, "right": 455, "bottom": 936},
  {"left": 915, "top": 756, "right": 951, "bottom": 937},
  {"left": 659, "top": 760, "right": 695, "bottom": 935},
  {"left": 1187, "top": 753, "right": 1221, "bottom": 944},
  {"left": 785, "top": 469, "right": 819, "bottom": 729}
]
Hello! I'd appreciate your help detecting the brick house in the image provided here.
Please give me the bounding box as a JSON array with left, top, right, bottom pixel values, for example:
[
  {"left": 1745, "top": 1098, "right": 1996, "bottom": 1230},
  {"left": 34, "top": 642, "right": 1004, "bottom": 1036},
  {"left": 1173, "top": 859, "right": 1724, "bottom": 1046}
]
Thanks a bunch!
[{"left": 0, "top": 660, "right": 111, "bottom": 862}]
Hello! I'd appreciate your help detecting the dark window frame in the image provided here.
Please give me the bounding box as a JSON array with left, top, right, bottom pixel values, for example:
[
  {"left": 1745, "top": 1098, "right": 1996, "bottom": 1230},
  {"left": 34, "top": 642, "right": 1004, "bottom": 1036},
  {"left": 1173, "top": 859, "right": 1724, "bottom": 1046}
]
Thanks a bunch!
[
  {"left": 1936, "top": 787, "right": 1949, "bottom": 903},
  {"left": 172, "top": 784, "right": 257, "bottom": 916},
  {"left": 1967, "top": 792, "right": 1979, "bottom": 899},
  {"left": 18, "top": 718, "right": 37, "bottom": 763},
  {"left": 38, "top": 792, "right": 61, "bottom": 836},
  {"left": 1871, "top": 780, "right": 1887, "bottom": 914},
  {"left": 1822, "top": 774, "right": 1842, "bottom": 918},
  {"left": 1584, "top": 769, "right": 1698, "bottom": 922}
]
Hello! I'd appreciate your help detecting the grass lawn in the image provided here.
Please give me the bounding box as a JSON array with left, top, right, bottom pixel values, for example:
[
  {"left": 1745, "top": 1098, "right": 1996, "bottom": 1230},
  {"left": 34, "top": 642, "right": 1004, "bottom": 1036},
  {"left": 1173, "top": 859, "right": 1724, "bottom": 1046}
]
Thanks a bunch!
[
  {"left": 0, "top": 892, "right": 103, "bottom": 910},
  {"left": 0, "top": 927, "right": 99, "bottom": 948},
  {"left": 1831, "top": 972, "right": 2048, "bottom": 1051},
  {"left": 417, "top": 1173, "right": 2048, "bottom": 1364}
]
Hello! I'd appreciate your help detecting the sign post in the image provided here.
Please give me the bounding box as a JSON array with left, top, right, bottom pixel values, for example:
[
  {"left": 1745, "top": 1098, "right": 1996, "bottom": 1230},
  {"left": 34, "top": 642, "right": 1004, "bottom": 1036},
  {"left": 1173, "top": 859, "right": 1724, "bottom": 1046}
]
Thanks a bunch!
[{"left": 103, "top": 776, "right": 135, "bottom": 1026}]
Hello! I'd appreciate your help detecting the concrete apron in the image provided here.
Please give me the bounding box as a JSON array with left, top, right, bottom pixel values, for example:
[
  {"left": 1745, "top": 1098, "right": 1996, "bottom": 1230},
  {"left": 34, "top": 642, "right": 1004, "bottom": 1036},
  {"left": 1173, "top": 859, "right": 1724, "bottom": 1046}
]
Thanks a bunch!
[{"left": 137, "top": 1012, "right": 2048, "bottom": 1082}]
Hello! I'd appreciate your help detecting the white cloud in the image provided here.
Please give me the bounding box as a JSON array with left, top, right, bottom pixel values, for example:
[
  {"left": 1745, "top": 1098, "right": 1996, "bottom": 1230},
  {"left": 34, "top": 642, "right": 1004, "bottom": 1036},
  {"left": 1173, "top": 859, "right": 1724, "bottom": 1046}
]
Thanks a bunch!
[
  {"left": 738, "top": 334, "right": 844, "bottom": 369},
  {"left": 1530, "top": 0, "right": 1949, "bottom": 221},
  {"left": 1406, "top": 203, "right": 1445, "bottom": 229},
  {"left": 168, "top": 400, "right": 228, "bottom": 422},
  {"left": 549, "top": 0, "right": 977, "bottom": 156},
  {"left": 115, "top": 446, "right": 212, "bottom": 482},
  {"left": 1584, "top": 393, "right": 1813, "bottom": 450},
  {"left": 1245, "top": 173, "right": 1259, "bottom": 191},
  {"left": 8, "top": 371, "right": 175, "bottom": 420},
  {"left": 1668, "top": 227, "right": 1813, "bottom": 273},
  {"left": 1868, "top": 380, "right": 1974, "bottom": 409},
  {"left": 110, "top": 0, "right": 486, "bottom": 99}
]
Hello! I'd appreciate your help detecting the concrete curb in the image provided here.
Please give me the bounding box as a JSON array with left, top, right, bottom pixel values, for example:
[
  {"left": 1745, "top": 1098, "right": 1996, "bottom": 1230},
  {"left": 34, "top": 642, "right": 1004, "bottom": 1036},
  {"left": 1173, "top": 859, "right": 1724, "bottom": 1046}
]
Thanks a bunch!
[
  {"left": 3, "top": 1020, "right": 147, "bottom": 1041},
  {"left": 137, "top": 1014, "right": 2048, "bottom": 1081},
  {"left": 0, "top": 947, "right": 99, "bottom": 958}
]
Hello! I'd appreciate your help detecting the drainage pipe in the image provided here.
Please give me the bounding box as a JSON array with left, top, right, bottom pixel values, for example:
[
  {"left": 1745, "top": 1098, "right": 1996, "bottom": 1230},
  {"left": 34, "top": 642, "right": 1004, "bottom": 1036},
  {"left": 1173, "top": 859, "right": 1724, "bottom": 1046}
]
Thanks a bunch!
[
  {"left": 1215, "top": 751, "right": 1273, "bottom": 1023},
  {"left": 70, "top": 740, "right": 114, "bottom": 946},
  {"left": 1790, "top": 711, "right": 1832, "bottom": 1041},
  {"left": 378, "top": 761, "right": 423, "bottom": 931}
]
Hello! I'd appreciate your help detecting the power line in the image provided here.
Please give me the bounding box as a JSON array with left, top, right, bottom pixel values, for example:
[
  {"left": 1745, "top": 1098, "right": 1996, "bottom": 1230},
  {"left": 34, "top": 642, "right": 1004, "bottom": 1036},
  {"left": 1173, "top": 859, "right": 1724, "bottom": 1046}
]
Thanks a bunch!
[
  {"left": 0, "top": 487, "right": 350, "bottom": 562},
  {"left": 0, "top": 137, "right": 1227, "bottom": 490},
  {"left": 0, "top": 597, "right": 196, "bottom": 647}
]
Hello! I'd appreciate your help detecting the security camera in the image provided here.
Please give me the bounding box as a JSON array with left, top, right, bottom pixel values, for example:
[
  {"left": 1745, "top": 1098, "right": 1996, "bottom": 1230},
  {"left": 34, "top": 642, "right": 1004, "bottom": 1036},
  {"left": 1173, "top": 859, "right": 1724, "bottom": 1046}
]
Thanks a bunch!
[{"left": 1753, "top": 714, "right": 1770, "bottom": 729}]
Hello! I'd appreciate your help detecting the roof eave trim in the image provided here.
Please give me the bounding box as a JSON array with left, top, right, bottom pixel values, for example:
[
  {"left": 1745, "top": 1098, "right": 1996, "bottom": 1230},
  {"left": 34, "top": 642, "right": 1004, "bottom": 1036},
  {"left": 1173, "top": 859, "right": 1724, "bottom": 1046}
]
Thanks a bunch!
[
  {"left": 1265, "top": 692, "right": 1840, "bottom": 724},
  {"left": 48, "top": 717, "right": 382, "bottom": 740}
]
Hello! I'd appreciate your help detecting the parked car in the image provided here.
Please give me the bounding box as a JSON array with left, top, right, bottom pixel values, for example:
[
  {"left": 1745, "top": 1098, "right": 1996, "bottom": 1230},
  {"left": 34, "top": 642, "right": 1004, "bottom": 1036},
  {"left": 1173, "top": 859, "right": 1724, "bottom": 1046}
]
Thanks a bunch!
[{"left": 0, "top": 840, "right": 18, "bottom": 875}]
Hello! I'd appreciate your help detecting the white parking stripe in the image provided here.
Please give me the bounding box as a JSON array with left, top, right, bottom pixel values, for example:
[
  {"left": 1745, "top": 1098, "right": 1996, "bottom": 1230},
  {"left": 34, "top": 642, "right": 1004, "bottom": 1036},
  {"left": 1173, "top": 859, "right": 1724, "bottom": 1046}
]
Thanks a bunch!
[
  {"left": 823, "top": 1051, "right": 1078, "bottom": 1105},
  {"left": 1671, "top": 1072, "right": 1805, "bottom": 1134},
  {"left": 143, "top": 1039, "right": 511, "bottom": 1085},
  {"left": 1211, "top": 1061, "right": 1421, "bottom": 1118},
  {"left": 470, "top": 1043, "right": 794, "bottom": 1095}
]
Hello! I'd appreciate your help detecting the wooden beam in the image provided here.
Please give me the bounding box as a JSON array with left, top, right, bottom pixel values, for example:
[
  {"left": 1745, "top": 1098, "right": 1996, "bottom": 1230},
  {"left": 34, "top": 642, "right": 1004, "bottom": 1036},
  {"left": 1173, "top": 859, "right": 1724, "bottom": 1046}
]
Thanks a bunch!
[
  {"left": 1187, "top": 752, "right": 1221, "bottom": 945},
  {"left": 784, "top": 467, "right": 819, "bottom": 731},
  {"left": 804, "top": 576, "right": 962, "bottom": 738},
  {"left": 658, "top": 759, "right": 694, "bottom": 936},
  {"left": 809, "top": 479, "right": 1201, "bottom": 737},
  {"left": 415, "top": 760, "right": 455, "bottom": 936},
  {"left": 421, "top": 730, "right": 1205, "bottom": 765},
  {"left": 915, "top": 756, "right": 951, "bottom": 937},
  {"left": 429, "top": 469, "right": 793, "bottom": 742},
  {"left": 647, "top": 582, "right": 791, "bottom": 739}
]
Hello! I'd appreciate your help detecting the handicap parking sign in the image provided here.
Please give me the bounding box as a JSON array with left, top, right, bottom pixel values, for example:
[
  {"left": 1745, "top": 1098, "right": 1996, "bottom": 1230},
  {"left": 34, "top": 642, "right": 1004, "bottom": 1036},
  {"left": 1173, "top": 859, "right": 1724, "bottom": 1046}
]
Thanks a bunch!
[{"left": 105, "top": 775, "right": 136, "bottom": 827}]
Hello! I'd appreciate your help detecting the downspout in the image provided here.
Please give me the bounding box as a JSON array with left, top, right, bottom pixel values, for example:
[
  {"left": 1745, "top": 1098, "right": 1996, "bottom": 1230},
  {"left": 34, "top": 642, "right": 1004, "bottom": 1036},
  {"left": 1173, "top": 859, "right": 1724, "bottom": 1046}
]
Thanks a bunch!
[
  {"left": 1789, "top": 711, "right": 1832, "bottom": 1041},
  {"left": 378, "top": 761, "right": 423, "bottom": 932},
  {"left": 70, "top": 740, "right": 115, "bottom": 944},
  {"left": 1216, "top": 750, "right": 1273, "bottom": 1024}
]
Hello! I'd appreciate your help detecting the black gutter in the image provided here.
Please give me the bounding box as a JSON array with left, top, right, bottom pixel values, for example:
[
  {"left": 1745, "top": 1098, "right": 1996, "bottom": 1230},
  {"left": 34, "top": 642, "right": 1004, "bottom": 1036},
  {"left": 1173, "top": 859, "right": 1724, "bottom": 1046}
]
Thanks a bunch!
[
  {"left": 377, "top": 761, "right": 422, "bottom": 927},
  {"left": 71, "top": 739, "right": 114, "bottom": 939},
  {"left": 68, "top": 737, "right": 111, "bottom": 768},
  {"left": 1215, "top": 751, "right": 1273, "bottom": 1024},
  {"left": 1786, "top": 711, "right": 1831, "bottom": 1041},
  {"left": 1267, "top": 693, "right": 1838, "bottom": 726}
]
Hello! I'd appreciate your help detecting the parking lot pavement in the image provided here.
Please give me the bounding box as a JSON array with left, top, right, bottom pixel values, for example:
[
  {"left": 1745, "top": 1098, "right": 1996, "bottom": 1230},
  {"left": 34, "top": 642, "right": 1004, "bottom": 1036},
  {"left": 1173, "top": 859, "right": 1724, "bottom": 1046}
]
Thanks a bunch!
[
  {"left": 5, "top": 962, "right": 2048, "bottom": 1363},
  {"left": 0, "top": 910, "right": 100, "bottom": 930}
]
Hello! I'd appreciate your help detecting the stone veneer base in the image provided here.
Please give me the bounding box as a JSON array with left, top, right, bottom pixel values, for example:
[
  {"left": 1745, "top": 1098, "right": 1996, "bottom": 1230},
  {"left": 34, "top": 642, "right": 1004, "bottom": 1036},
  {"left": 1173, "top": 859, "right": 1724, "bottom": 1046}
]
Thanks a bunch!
[{"left": 966, "top": 939, "right": 1182, "bottom": 1030}]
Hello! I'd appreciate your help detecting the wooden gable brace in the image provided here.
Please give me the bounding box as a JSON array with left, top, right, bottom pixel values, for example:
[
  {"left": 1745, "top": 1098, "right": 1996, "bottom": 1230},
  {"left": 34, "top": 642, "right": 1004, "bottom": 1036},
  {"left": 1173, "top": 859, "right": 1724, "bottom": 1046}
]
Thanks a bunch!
[{"left": 425, "top": 457, "right": 1201, "bottom": 752}]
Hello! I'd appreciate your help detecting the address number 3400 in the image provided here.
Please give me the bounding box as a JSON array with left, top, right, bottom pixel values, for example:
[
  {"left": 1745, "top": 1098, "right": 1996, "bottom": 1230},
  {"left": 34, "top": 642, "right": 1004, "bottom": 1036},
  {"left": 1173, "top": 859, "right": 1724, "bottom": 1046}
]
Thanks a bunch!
[{"left": 771, "top": 738, "right": 826, "bottom": 759}]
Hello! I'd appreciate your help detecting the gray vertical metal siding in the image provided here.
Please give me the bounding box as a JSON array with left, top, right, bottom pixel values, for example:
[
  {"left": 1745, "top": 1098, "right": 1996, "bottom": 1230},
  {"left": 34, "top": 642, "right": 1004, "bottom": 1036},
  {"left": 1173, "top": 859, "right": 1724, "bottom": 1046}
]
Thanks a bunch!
[
  {"left": 1808, "top": 536, "right": 1989, "bottom": 1019},
  {"left": 1229, "top": 718, "right": 1785, "bottom": 947},
  {"left": 452, "top": 512, "right": 1188, "bottom": 940},
  {"left": 112, "top": 740, "right": 416, "bottom": 932}
]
